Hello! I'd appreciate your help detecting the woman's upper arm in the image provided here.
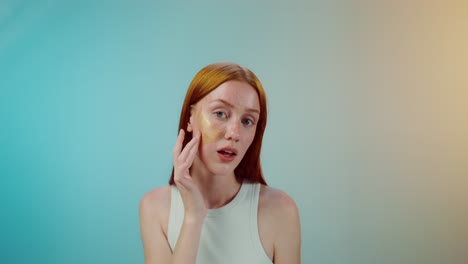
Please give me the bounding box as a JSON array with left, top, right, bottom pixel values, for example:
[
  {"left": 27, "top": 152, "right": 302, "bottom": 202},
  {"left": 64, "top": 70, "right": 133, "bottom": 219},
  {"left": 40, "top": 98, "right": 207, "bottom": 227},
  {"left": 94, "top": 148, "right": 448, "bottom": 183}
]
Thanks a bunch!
[
  {"left": 272, "top": 191, "right": 301, "bottom": 264},
  {"left": 139, "top": 187, "right": 172, "bottom": 264}
]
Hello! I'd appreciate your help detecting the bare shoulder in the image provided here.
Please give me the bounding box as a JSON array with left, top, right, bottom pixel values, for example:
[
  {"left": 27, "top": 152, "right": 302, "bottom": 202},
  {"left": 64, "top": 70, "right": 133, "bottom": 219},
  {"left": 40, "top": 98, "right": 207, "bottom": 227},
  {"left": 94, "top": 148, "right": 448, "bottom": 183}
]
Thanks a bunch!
[
  {"left": 259, "top": 185, "right": 300, "bottom": 218},
  {"left": 140, "top": 185, "right": 172, "bottom": 213},
  {"left": 258, "top": 185, "right": 301, "bottom": 263},
  {"left": 139, "top": 186, "right": 174, "bottom": 262},
  {"left": 139, "top": 185, "right": 172, "bottom": 232}
]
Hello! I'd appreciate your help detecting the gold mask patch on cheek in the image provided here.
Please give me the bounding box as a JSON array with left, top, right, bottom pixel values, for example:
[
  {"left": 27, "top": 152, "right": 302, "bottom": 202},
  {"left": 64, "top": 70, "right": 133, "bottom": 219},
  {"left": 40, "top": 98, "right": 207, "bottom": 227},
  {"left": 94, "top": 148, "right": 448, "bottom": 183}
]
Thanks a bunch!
[{"left": 198, "top": 111, "right": 221, "bottom": 144}]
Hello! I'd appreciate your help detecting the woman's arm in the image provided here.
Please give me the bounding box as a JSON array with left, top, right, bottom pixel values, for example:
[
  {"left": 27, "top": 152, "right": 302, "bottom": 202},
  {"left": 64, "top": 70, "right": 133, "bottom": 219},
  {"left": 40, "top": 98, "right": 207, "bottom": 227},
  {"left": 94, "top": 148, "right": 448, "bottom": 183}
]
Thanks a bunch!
[
  {"left": 139, "top": 188, "right": 172, "bottom": 264},
  {"left": 267, "top": 190, "right": 301, "bottom": 264},
  {"left": 170, "top": 216, "right": 204, "bottom": 263},
  {"left": 171, "top": 130, "right": 207, "bottom": 263},
  {"left": 139, "top": 187, "right": 205, "bottom": 264},
  {"left": 139, "top": 130, "right": 206, "bottom": 264},
  {"left": 258, "top": 186, "right": 301, "bottom": 264}
]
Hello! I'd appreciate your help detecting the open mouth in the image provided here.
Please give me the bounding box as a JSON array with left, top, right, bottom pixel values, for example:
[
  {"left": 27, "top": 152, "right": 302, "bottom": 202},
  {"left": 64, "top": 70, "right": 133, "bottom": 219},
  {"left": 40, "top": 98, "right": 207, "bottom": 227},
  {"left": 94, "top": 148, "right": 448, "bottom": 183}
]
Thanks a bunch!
[
  {"left": 217, "top": 147, "right": 238, "bottom": 162},
  {"left": 217, "top": 150, "right": 237, "bottom": 156}
]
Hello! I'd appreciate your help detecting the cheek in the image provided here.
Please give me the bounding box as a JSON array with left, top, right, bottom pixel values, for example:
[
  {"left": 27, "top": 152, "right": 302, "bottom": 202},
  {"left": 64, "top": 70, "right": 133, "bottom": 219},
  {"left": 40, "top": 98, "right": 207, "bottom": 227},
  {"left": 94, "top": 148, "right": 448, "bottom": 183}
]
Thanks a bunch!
[
  {"left": 240, "top": 130, "right": 256, "bottom": 152},
  {"left": 198, "top": 112, "right": 222, "bottom": 144},
  {"left": 247, "top": 133, "right": 256, "bottom": 148}
]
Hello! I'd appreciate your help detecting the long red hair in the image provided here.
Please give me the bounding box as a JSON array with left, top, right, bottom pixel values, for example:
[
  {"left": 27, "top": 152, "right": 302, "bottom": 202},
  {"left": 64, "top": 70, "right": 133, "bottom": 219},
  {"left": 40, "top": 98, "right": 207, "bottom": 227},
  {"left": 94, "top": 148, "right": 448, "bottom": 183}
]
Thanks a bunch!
[{"left": 169, "top": 62, "right": 268, "bottom": 185}]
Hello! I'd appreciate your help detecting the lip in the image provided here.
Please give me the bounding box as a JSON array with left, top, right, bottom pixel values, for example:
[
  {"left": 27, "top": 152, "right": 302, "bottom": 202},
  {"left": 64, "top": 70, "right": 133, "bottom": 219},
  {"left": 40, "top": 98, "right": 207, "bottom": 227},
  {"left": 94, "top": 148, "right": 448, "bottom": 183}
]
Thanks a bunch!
[
  {"left": 217, "top": 152, "right": 236, "bottom": 162},
  {"left": 217, "top": 146, "right": 238, "bottom": 163},
  {"left": 218, "top": 146, "right": 238, "bottom": 155}
]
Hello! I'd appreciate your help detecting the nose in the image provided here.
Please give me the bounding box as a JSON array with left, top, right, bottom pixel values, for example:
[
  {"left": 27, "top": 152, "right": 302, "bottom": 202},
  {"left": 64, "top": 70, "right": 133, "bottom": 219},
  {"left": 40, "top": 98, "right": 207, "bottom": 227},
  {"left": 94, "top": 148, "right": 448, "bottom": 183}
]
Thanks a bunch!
[{"left": 225, "top": 120, "right": 240, "bottom": 142}]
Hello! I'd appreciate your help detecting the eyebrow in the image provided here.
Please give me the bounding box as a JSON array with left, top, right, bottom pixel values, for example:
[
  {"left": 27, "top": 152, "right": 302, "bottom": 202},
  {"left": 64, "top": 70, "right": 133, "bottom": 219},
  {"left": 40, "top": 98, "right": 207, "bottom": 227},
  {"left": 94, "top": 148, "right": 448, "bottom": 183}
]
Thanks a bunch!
[{"left": 211, "top": 99, "right": 260, "bottom": 114}]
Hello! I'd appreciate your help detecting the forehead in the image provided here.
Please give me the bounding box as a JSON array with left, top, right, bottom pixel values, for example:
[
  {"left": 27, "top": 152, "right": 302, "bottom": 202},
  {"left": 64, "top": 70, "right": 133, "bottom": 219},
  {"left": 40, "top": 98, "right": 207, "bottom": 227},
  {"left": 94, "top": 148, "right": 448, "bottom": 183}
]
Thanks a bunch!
[{"left": 200, "top": 81, "right": 260, "bottom": 112}]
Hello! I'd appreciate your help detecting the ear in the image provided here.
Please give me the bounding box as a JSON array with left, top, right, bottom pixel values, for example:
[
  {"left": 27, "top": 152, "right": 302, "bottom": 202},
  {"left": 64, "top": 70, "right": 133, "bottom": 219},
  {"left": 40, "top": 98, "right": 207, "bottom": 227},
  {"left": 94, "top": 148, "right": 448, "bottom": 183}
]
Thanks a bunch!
[
  {"left": 187, "top": 121, "right": 193, "bottom": 132},
  {"left": 187, "top": 106, "right": 194, "bottom": 132}
]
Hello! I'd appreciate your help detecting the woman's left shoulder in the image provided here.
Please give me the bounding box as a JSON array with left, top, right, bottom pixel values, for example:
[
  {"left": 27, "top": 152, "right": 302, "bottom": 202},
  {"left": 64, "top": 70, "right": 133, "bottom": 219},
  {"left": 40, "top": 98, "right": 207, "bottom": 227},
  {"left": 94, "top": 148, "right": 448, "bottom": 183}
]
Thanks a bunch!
[
  {"left": 258, "top": 184, "right": 300, "bottom": 219},
  {"left": 257, "top": 184, "right": 301, "bottom": 262}
]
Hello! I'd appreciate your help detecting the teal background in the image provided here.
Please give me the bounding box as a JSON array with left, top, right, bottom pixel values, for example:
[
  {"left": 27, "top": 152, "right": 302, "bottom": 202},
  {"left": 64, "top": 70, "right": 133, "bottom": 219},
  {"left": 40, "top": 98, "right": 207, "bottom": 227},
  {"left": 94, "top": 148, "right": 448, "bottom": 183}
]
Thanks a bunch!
[{"left": 1, "top": 0, "right": 467, "bottom": 263}]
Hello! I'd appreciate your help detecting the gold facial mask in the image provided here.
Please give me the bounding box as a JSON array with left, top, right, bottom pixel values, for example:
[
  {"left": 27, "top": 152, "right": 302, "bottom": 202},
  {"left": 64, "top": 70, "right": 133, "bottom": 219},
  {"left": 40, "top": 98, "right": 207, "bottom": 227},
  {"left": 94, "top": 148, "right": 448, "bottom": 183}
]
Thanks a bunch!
[{"left": 198, "top": 111, "right": 221, "bottom": 144}]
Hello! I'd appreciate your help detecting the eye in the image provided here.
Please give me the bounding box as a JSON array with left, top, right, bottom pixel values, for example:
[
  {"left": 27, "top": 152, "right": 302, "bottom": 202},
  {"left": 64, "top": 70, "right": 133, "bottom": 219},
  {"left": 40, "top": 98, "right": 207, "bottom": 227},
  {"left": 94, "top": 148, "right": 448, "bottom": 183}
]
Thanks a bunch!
[
  {"left": 242, "top": 118, "right": 255, "bottom": 126},
  {"left": 215, "top": 111, "right": 227, "bottom": 119}
]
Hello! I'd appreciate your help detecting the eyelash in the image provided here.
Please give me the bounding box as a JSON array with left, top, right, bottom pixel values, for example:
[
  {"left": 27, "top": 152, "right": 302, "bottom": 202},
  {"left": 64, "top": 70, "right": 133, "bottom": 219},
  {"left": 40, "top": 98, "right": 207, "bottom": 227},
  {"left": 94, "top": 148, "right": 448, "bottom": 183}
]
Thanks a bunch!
[
  {"left": 215, "top": 111, "right": 227, "bottom": 119},
  {"left": 242, "top": 119, "right": 254, "bottom": 126},
  {"left": 214, "top": 111, "right": 255, "bottom": 126}
]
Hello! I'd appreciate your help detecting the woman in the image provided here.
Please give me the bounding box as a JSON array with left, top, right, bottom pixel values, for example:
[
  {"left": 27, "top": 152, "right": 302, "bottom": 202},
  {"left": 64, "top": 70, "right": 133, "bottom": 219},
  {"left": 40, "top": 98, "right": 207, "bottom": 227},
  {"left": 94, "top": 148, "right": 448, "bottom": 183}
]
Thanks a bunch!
[{"left": 139, "top": 62, "right": 301, "bottom": 264}]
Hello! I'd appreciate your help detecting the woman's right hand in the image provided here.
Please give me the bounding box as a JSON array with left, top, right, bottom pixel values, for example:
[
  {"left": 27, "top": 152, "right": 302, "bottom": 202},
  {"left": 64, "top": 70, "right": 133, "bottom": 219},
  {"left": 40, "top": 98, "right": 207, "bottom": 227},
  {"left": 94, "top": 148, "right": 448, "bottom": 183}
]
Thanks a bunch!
[{"left": 173, "top": 129, "right": 207, "bottom": 222}]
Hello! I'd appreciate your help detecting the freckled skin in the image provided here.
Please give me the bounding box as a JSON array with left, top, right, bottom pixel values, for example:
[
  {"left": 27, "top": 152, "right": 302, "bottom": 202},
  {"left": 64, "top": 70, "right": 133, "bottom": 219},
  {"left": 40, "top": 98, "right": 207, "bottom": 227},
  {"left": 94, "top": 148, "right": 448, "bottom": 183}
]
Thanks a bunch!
[{"left": 198, "top": 111, "right": 221, "bottom": 144}]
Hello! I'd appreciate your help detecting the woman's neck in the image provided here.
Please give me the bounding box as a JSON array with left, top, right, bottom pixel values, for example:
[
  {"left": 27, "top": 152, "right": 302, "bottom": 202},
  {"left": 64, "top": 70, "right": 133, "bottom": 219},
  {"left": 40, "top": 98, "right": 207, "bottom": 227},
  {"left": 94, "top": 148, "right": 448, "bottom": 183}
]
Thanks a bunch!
[{"left": 189, "top": 166, "right": 241, "bottom": 209}]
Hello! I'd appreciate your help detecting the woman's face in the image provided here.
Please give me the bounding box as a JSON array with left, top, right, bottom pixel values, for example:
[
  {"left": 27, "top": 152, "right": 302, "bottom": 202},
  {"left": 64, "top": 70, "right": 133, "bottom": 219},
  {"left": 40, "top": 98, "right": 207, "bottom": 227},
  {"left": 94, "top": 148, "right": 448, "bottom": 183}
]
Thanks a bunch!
[{"left": 189, "top": 80, "right": 260, "bottom": 176}]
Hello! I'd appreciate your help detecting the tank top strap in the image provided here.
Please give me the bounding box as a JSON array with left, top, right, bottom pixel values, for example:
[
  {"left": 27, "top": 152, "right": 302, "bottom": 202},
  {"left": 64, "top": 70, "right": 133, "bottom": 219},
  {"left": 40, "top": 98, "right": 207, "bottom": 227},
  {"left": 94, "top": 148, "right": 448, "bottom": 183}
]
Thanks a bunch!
[
  {"left": 248, "top": 183, "right": 272, "bottom": 263},
  {"left": 168, "top": 185, "right": 183, "bottom": 251}
]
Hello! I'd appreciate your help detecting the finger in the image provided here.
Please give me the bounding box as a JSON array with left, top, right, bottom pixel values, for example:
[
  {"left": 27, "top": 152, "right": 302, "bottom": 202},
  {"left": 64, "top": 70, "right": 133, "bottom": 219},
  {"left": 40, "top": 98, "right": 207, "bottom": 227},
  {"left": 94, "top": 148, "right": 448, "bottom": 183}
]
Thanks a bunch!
[
  {"left": 177, "top": 133, "right": 199, "bottom": 162},
  {"left": 185, "top": 132, "right": 200, "bottom": 166},
  {"left": 172, "top": 129, "right": 185, "bottom": 160}
]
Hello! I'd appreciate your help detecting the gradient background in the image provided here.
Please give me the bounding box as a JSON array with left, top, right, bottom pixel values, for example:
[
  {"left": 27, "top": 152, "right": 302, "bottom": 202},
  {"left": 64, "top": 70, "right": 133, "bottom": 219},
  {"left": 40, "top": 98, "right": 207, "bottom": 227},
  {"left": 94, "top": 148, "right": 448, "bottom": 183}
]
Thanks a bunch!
[{"left": 1, "top": 0, "right": 467, "bottom": 263}]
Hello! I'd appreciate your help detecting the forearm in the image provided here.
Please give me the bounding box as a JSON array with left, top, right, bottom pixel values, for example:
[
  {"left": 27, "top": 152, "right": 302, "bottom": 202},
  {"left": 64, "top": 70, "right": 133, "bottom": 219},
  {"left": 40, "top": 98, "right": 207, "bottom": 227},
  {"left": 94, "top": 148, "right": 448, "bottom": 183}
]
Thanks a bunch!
[{"left": 171, "top": 217, "right": 204, "bottom": 264}]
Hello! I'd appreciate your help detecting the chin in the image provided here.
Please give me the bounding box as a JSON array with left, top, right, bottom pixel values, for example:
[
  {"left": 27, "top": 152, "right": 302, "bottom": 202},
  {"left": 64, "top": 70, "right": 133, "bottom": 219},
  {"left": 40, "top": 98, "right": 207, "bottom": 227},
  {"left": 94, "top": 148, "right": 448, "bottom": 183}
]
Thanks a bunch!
[
  {"left": 206, "top": 161, "right": 239, "bottom": 176},
  {"left": 210, "top": 165, "right": 235, "bottom": 176}
]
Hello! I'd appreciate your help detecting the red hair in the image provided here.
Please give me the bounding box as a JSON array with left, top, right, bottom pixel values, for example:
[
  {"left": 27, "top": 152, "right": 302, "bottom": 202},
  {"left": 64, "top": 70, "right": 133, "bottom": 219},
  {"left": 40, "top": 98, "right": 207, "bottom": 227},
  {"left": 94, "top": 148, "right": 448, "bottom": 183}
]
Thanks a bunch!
[{"left": 169, "top": 62, "right": 268, "bottom": 185}]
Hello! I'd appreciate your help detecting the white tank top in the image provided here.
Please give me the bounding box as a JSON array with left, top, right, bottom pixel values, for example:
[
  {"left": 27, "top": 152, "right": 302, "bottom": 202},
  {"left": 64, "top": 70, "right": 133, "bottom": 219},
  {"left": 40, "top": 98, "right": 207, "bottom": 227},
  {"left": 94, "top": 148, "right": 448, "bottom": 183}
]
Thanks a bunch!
[{"left": 168, "top": 181, "right": 273, "bottom": 264}]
